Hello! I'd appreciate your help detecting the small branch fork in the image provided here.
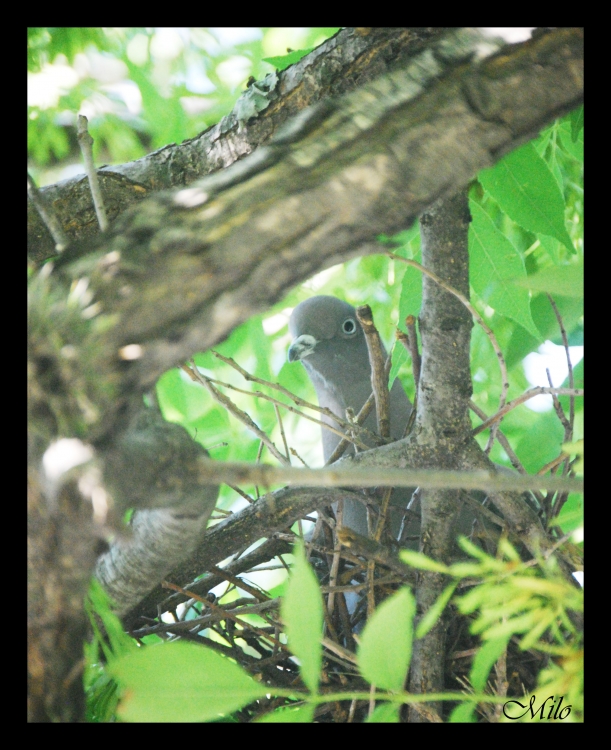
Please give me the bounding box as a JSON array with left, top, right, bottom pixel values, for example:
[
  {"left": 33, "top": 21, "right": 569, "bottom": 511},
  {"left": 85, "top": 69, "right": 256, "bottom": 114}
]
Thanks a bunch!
[{"left": 76, "top": 115, "right": 108, "bottom": 231}]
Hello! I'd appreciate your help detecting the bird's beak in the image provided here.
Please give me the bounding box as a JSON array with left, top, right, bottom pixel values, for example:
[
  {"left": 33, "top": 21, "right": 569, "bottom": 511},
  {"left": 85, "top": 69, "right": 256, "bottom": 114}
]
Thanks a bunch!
[{"left": 288, "top": 334, "right": 317, "bottom": 362}]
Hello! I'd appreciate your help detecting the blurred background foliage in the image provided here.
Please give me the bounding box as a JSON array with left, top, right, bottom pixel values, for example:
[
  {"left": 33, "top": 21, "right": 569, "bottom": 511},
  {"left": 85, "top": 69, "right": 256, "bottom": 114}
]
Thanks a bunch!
[{"left": 28, "top": 26, "right": 583, "bottom": 543}]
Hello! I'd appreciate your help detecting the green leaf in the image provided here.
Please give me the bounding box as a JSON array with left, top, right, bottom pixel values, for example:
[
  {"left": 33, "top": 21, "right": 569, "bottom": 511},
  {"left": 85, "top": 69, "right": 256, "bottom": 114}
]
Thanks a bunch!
[
  {"left": 86, "top": 579, "right": 136, "bottom": 661},
  {"left": 569, "top": 105, "right": 584, "bottom": 142},
  {"left": 257, "top": 703, "right": 315, "bottom": 722},
  {"left": 512, "top": 261, "right": 583, "bottom": 298},
  {"left": 470, "top": 634, "right": 511, "bottom": 693},
  {"left": 365, "top": 702, "right": 401, "bottom": 723},
  {"left": 357, "top": 587, "right": 416, "bottom": 692},
  {"left": 515, "top": 410, "right": 564, "bottom": 474},
  {"left": 388, "top": 341, "right": 408, "bottom": 388},
  {"left": 263, "top": 48, "right": 315, "bottom": 71},
  {"left": 449, "top": 700, "right": 477, "bottom": 723},
  {"left": 415, "top": 582, "right": 458, "bottom": 638},
  {"left": 282, "top": 542, "right": 323, "bottom": 694},
  {"left": 110, "top": 642, "right": 267, "bottom": 722},
  {"left": 469, "top": 201, "right": 541, "bottom": 341},
  {"left": 478, "top": 142, "right": 575, "bottom": 252},
  {"left": 400, "top": 549, "right": 450, "bottom": 573},
  {"left": 559, "top": 121, "right": 584, "bottom": 163},
  {"left": 397, "top": 239, "right": 422, "bottom": 324},
  {"left": 537, "top": 234, "right": 562, "bottom": 265}
]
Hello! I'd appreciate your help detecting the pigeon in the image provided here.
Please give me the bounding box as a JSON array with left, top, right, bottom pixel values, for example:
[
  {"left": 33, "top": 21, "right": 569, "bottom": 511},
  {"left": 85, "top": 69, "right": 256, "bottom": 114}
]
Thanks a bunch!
[{"left": 288, "top": 295, "right": 417, "bottom": 541}]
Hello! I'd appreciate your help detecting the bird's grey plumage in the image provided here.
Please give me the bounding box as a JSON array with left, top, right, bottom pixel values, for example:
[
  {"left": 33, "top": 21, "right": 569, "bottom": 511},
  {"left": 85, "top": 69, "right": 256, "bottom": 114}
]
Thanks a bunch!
[{"left": 288, "top": 296, "right": 417, "bottom": 540}]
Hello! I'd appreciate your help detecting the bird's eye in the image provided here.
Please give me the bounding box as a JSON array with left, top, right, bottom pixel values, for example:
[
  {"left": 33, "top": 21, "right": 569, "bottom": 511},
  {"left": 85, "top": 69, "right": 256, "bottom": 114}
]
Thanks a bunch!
[{"left": 342, "top": 318, "right": 357, "bottom": 335}]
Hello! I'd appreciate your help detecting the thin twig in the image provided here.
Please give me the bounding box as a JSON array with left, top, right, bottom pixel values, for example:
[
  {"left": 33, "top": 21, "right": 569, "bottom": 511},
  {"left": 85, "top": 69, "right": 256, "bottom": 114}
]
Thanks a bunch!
[
  {"left": 226, "top": 483, "right": 255, "bottom": 504},
  {"left": 367, "top": 558, "right": 376, "bottom": 619},
  {"left": 289, "top": 447, "right": 310, "bottom": 467},
  {"left": 374, "top": 487, "right": 393, "bottom": 543},
  {"left": 27, "top": 171, "right": 68, "bottom": 253},
  {"left": 337, "top": 528, "right": 417, "bottom": 583},
  {"left": 182, "top": 362, "right": 290, "bottom": 466},
  {"left": 357, "top": 305, "right": 390, "bottom": 440},
  {"left": 546, "top": 368, "right": 571, "bottom": 435},
  {"left": 469, "top": 400, "right": 525, "bottom": 473},
  {"left": 537, "top": 453, "right": 570, "bottom": 476},
  {"left": 327, "top": 500, "right": 344, "bottom": 616},
  {"left": 195, "top": 458, "right": 584, "bottom": 494},
  {"left": 207, "top": 357, "right": 375, "bottom": 450},
  {"left": 388, "top": 251, "right": 509, "bottom": 441},
  {"left": 405, "top": 314, "right": 422, "bottom": 390},
  {"left": 255, "top": 440, "right": 265, "bottom": 499},
  {"left": 472, "top": 386, "right": 583, "bottom": 436},
  {"left": 210, "top": 565, "right": 270, "bottom": 602},
  {"left": 162, "top": 581, "right": 288, "bottom": 651},
  {"left": 321, "top": 636, "right": 359, "bottom": 666},
  {"left": 76, "top": 114, "right": 108, "bottom": 231},
  {"left": 469, "top": 398, "right": 545, "bottom": 506},
  {"left": 547, "top": 294, "right": 576, "bottom": 433},
  {"left": 325, "top": 354, "right": 393, "bottom": 465},
  {"left": 273, "top": 403, "right": 291, "bottom": 463}
]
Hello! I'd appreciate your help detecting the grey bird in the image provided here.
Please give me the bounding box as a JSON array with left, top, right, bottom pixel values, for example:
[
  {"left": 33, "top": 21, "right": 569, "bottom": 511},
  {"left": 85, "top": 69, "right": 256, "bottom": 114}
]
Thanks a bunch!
[{"left": 288, "top": 295, "right": 417, "bottom": 541}]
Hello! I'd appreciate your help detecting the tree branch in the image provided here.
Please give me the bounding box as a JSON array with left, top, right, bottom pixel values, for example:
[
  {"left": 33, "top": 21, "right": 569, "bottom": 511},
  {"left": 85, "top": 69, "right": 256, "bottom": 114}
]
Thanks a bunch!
[{"left": 28, "top": 28, "right": 449, "bottom": 264}]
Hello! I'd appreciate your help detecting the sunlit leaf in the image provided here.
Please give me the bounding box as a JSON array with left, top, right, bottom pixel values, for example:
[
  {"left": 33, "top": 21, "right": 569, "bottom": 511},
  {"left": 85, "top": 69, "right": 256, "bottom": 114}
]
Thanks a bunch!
[
  {"left": 415, "top": 582, "right": 458, "bottom": 639},
  {"left": 263, "top": 48, "right": 315, "bottom": 71},
  {"left": 282, "top": 542, "right": 323, "bottom": 694},
  {"left": 111, "top": 642, "right": 267, "bottom": 722},
  {"left": 512, "top": 261, "right": 583, "bottom": 298},
  {"left": 357, "top": 588, "right": 415, "bottom": 692},
  {"left": 479, "top": 143, "right": 575, "bottom": 252},
  {"left": 470, "top": 634, "right": 511, "bottom": 693},
  {"left": 469, "top": 200, "right": 541, "bottom": 340}
]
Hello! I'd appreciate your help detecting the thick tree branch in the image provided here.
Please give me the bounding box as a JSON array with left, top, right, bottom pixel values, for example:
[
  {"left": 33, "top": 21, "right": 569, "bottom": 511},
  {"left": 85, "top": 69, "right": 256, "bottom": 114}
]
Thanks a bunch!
[
  {"left": 124, "top": 486, "right": 369, "bottom": 625},
  {"left": 28, "top": 28, "right": 449, "bottom": 264}
]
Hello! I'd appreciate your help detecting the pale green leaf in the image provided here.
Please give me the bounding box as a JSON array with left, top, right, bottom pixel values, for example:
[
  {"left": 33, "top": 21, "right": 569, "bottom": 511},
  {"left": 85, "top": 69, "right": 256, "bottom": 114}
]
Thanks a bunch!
[
  {"left": 415, "top": 582, "right": 458, "bottom": 638},
  {"left": 111, "top": 642, "right": 267, "bottom": 722},
  {"left": 357, "top": 588, "right": 416, "bottom": 692},
  {"left": 512, "top": 261, "right": 583, "bottom": 298},
  {"left": 400, "top": 549, "right": 450, "bottom": 573},
  {"left": 282, "top": 542, "right": 323, "bottom": 694},
  {"left": 470, "top": 634, "right": 511, "bottom": 693}
]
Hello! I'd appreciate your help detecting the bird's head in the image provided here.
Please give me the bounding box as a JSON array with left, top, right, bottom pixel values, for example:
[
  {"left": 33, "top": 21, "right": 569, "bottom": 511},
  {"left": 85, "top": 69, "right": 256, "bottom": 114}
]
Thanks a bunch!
[{"left": 287, "top": 296, "right": 364, "bottom": 367}]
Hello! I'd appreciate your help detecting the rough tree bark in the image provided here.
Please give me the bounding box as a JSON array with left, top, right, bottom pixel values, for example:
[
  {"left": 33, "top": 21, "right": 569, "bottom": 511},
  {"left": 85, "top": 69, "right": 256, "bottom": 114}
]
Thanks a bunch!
[{"left": 28, "top": 28, "right": 583, "bottom": 722}]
